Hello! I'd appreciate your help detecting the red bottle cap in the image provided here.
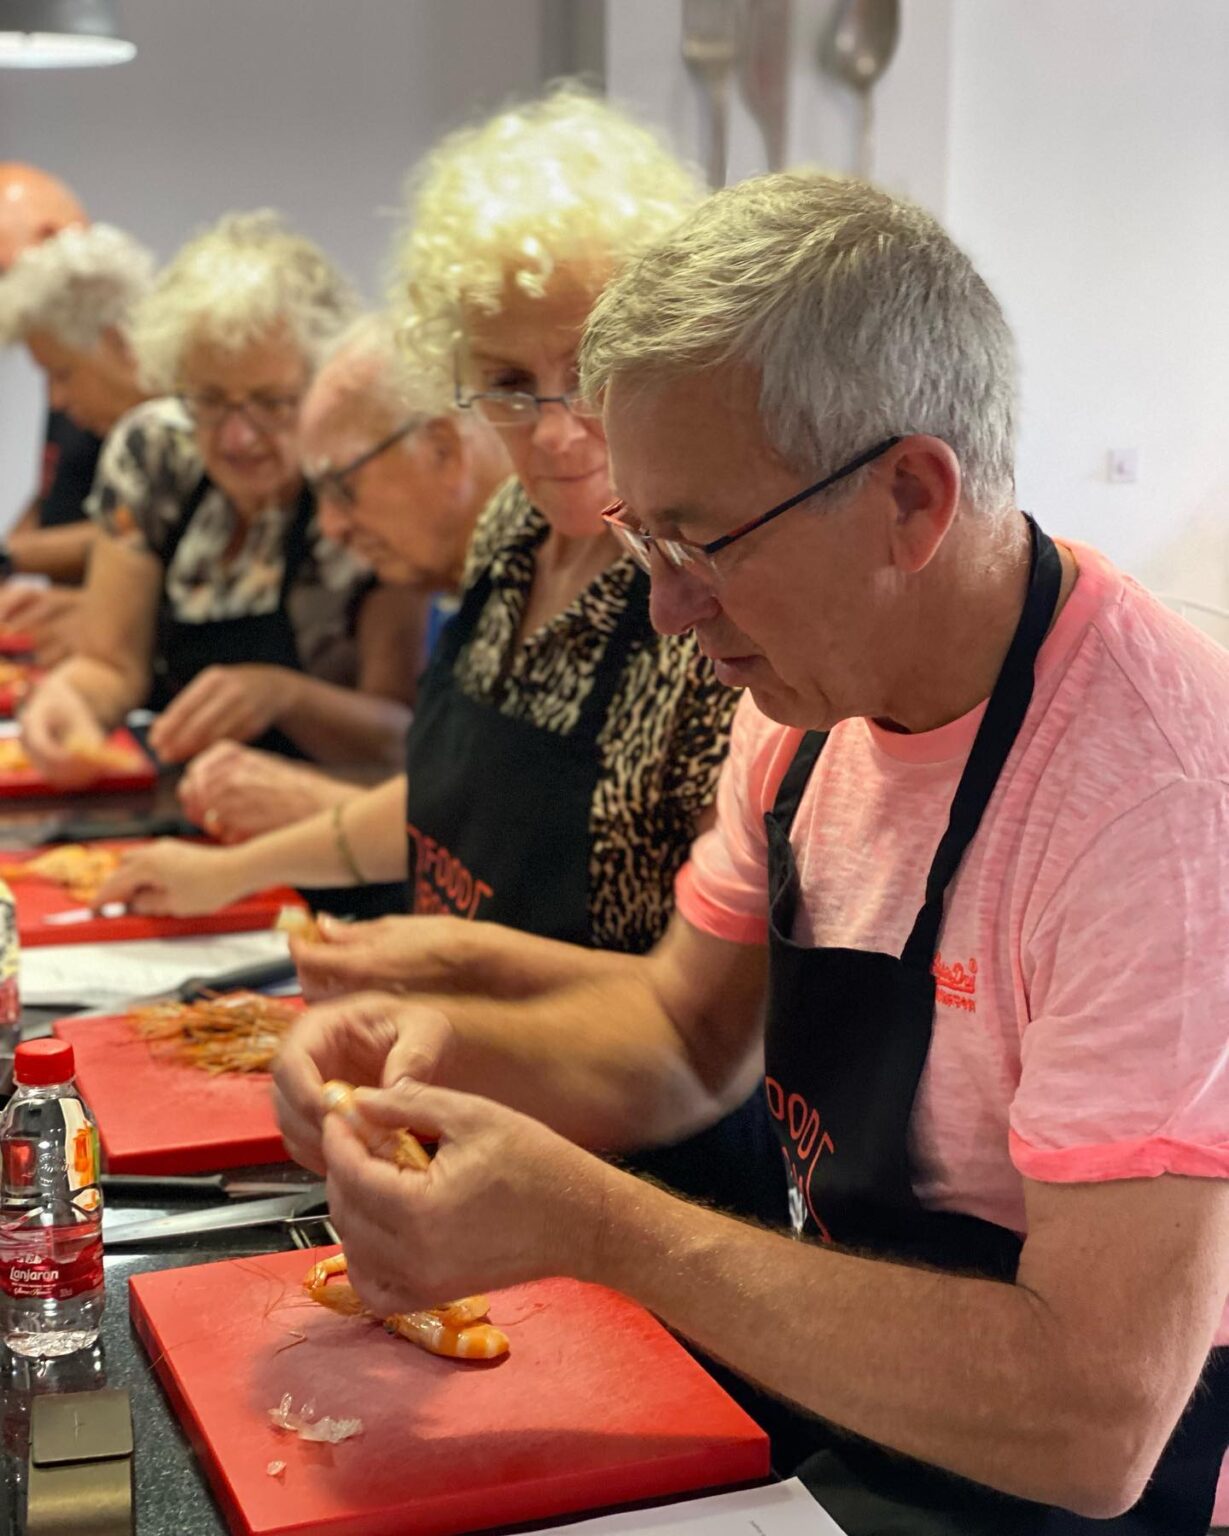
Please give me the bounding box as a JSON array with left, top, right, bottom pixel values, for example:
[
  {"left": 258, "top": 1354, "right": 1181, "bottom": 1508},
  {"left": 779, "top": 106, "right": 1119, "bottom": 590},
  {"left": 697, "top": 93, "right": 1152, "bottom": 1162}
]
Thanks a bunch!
[{"left": 13, "top": 1039, "right": 75, "bottom": 1087}]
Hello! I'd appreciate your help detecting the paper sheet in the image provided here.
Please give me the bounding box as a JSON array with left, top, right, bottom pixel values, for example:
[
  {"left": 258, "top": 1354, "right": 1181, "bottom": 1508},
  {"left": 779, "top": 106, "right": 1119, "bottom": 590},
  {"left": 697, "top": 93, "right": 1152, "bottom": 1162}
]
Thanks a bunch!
[
  {"left": 529, "top": 1478, "right": 846, "bottom": 1534},
  {"left": 20, "top": 928, "right": 293, "bottom": 1008}
]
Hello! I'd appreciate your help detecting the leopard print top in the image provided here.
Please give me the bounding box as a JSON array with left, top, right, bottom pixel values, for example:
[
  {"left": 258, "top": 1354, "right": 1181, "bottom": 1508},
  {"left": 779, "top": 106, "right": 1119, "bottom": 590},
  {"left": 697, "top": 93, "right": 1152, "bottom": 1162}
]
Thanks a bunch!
[{"left": 453, "top": 479, "right": 738, "bottom": 953}]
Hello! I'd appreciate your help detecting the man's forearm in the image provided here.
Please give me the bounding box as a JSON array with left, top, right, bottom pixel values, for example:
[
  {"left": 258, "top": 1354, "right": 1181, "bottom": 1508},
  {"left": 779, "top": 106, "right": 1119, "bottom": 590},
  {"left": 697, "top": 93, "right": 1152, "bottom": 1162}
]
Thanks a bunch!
[
  {"left": 275, "top": 673, "right": 411, "bottom": 766},
  {"left": 9, "top": 523, "right": 96, "bottom": 585},
  {"left": 588, "top": 1176, "right": 1136, "bottom": 1516},
  {"left": 434, "top": 968, "right": 732, "bottom": 1150}
]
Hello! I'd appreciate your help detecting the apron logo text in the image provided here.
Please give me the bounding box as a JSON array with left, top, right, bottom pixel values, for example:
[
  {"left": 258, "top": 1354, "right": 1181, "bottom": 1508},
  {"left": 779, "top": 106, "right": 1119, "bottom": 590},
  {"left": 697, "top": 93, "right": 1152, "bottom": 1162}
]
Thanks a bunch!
[
  {"left": 765, "top": 1075, "right": 834, "bottom": 1241},
  {"left": 406, "top": 823, "right": 494, "bottom": 921}
]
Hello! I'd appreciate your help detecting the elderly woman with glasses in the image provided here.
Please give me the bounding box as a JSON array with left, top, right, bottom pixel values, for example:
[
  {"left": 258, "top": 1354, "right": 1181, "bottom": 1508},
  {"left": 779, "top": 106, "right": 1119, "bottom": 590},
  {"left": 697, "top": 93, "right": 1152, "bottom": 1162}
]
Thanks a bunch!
[
  {"left": 100, "top": 88, "right": 775, "bottom": 1219},
  {"left": 21, "top": 211, "right": 419, "bottom": 785}
]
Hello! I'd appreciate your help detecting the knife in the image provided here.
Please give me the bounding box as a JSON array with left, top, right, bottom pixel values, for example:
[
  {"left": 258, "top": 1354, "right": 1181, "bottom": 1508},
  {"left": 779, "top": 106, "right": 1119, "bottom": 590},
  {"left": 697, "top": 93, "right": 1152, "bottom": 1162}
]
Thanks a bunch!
[
  {"left": 103, "top": 1190, "right": 328, "bottom": 1245},
  {"left": 27, "top": 956, "right": 301, "bottom": 1035},
  {"left": 100, "top": 1173, "right": 324, "bottom": 1201},
  {"left": 44, "top": 902, "right": 128, "bottom": 926}
]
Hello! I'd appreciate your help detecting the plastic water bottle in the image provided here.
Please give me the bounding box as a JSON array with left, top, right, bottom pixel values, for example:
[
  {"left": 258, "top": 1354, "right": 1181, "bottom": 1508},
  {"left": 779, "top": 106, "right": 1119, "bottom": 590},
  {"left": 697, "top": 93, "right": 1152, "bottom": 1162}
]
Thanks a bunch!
[
  {"left": 0, "top": 876, "right": 19, "bottom": 1098},
  {"left": 0, "top": 1039, "right": 104, "bottom": 1357}
]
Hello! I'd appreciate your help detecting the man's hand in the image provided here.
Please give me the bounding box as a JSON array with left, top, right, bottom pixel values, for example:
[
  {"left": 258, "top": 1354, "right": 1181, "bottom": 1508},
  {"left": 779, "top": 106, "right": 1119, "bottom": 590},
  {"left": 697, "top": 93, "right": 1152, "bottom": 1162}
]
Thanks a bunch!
[
  {"left": 0, "top": 585, "right": 82, "bottom": 667},
  {"left": 178, "top": 741, "right": 353, "bottom": 842},
  {"left": 292, "top": 914, "right": 472, "bottom": 1001},
  {"left": 20, "top": 671, "right": 108, "bottom": 787},
  {"left": 321, "top": 1080, "right": 611, "bottom": 1313},
  {"left": 95, "top": 839, "right": 249, "bottom": 917},
  {"left": 273, "top": 993, "right": 457, "bottom": 1174},
  {"left": 149, "top": 665, "right": 301, "bottom": 763}
]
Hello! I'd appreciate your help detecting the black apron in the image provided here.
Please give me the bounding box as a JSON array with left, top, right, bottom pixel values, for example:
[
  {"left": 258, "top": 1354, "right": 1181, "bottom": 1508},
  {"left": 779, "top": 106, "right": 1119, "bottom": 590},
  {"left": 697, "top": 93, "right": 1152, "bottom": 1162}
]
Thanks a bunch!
[
  {"left": 754, "top": 516, "right": 1228, "bottom": 1532},
  {"left": 405, "top": 559, "right": 781, "bottom": 1221},
  {"left": 148, "top": 476, "right": 312, "bottom": 760}
]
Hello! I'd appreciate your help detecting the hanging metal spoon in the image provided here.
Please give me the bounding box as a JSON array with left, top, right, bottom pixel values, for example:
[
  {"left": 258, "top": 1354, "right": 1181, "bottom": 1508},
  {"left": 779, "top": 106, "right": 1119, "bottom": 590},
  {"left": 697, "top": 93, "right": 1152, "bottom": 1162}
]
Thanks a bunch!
[
  {"left": 819, "top": 0, "right": 901, "bottom": 179},
  {"left": 682, "top": 0, "right": 742, "bottom": 188}
]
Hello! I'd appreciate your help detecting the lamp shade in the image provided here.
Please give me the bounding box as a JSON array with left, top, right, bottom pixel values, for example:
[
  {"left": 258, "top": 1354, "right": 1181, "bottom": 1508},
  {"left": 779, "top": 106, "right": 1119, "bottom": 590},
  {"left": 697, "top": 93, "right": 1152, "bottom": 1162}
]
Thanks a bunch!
[{"left": 0, "top": 0, "right": 136, "bottom": 67}]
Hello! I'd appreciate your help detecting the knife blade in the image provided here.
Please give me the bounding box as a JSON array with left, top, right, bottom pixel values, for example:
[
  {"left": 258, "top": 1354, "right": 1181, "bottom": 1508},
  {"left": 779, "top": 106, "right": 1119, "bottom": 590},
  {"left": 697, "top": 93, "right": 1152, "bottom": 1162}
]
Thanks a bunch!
[
  {"left": 44, "top": 902, "right": 128, "bottom": 926},
  {"left": 100, "top": 1173, "right": 323, "bottom": 1201},
  {"left": 52, "top": 956, "right": 300, "bottom": 1028},
  {"left": 103, "top": 1190, "right": 326, "bottom": 1245}
]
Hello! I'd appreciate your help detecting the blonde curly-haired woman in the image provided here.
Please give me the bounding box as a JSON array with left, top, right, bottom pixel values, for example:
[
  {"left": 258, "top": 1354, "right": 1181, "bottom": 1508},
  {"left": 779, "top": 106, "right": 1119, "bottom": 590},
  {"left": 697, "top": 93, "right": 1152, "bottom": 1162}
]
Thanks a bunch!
[
  {"left": 102, "top": 87, "right": 776, "bottom": 1220},
  {"left": 21, "top": 211, "right": 419, "bottom": 782}
]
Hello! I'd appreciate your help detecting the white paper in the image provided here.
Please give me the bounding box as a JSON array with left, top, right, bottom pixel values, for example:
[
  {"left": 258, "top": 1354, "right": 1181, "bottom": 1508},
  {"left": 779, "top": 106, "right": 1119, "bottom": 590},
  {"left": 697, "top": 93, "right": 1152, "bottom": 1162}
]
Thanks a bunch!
[
  {"left": 20, "top": 928, "right": 293, "bottom": 1008},
  {"left": 527, "top": 1478, "right": 846, "bottom": 1534}
]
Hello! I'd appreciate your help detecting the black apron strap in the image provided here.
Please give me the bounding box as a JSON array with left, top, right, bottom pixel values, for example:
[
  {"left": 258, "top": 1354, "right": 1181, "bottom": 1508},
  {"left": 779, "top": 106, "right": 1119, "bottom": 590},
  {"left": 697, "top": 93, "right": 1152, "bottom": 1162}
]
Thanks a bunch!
[
  {"left": 156, "top": 475, "right": 211, "bottom": 568},
  {"left": 902, "top": 517, "right": 1062, "bottom": 968},
  {"left": 275, "top": 483, "right": 316, "bottom": 606},
  {"left": 770, "top": 729, "right": 829, "bottom": 831},
  {"left": 573, "top": 564, "right": 652, "bottom": 736}
]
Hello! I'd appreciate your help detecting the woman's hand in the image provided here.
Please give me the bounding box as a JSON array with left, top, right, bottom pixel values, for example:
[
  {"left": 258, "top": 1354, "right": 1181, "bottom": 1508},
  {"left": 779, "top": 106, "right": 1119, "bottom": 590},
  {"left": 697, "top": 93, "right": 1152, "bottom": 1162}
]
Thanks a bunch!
[
  {"left": 272, "top": 992, "right": 457, "bottom": 1174},
  {"left": 149, "top": 664, "right": 301, "bottom": 763},
  {"left": 322, "top": 1080, "right": 611, "bottom": 1312},
  {"left": 178, "top": 741, "right": 353, "bottom": 841},
  {"left": 291, "top": 914, "right": 472, "bottom": 1001},
  {"left": 95, "top": 838, "right": 250, "bottom": 917},
  {"left": 19, "top": 671, "right": 108, "bottom": 788},
  {"left": 0, "top": 586, "right": 82, "bottom": 667}
]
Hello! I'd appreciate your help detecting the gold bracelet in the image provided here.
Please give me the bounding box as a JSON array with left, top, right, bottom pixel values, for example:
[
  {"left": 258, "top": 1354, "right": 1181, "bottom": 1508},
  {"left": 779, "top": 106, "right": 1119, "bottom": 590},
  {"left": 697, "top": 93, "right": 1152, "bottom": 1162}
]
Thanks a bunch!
[{"left": 331, "top": 800, "right": 366, "bottom": 885}]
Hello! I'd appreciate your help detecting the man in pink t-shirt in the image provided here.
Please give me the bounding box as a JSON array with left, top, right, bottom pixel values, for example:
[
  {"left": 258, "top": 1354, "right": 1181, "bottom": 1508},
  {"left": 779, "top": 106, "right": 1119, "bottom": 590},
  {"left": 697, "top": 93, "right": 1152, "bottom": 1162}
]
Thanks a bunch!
[{"left": 273, "top": 173, "right": 1229, "bottom": 1533}]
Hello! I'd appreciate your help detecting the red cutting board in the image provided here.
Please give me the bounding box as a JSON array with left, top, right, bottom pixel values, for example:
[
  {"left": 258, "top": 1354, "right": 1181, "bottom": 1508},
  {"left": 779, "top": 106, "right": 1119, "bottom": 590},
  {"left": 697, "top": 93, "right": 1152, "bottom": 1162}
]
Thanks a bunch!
[
  {"left": 54, "top": 1005, "right": 295, "bottom": 1171},
  {"left": 131, "top": 1251, "right": 770, "bottom": 1536},
  {"left": 0, "top": 727, "right": 156, "bottom": 797},
  {"left": 0, "top": 839, "right": 303, "bottom": 946}
]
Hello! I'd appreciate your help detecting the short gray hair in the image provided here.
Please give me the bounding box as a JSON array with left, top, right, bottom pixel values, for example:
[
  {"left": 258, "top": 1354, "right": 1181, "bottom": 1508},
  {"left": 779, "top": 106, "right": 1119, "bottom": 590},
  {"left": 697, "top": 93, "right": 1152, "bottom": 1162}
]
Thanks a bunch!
[
  {"left": 318, "top": 313, "right": 454, "bottom": 429},
  {"left": 131, "top": 210, "right": 359, "bottom": 393},
  {"left": 0, "top": 222, "right": 154, "bottom": 350},
  {"left": 581, "top": 172, "right": 1017, "bottom": 513}
]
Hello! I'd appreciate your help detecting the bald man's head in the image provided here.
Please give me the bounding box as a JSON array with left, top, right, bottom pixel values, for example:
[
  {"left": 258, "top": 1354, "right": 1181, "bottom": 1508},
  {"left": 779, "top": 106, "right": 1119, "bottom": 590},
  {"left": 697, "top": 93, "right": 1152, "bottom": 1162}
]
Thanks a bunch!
[{"left": 0, "top": 164, "right": 87, "bottom": 271}]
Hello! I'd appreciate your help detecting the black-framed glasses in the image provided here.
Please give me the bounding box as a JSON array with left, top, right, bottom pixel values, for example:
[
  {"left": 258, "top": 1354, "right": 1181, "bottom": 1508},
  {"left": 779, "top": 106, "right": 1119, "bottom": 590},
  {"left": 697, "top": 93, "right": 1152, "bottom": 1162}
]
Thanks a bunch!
[
  {"left": 305, "top": 419, "right": 422, "bottom": 507},
  {"left": 602, "top": 436, "right": 903, "bottom": 579},
  {"left": 453, "top": 374, "right": 599, "bottom": 430},
  {"left": 179, "top": 391, "right": 302, "bottom": 436}
]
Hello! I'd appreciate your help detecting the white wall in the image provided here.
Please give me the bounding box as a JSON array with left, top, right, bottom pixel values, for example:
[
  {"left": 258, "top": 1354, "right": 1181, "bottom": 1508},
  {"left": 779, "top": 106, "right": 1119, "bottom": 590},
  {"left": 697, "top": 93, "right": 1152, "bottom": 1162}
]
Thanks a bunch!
[
  {"left": 607, "top": 0, "right": 1229, "bottom": 619},
  {"left": 945, "top": 0, "right": 1229, "bottom": 613},
  {"left": 5, "top": 0, "right": 1226, "bottom": 619},
  {"left": 606, "top": 0, "right": 952, "bottom": 213},
  {"left": 0, "top": 0, "right": 550, "bottom": 528}
]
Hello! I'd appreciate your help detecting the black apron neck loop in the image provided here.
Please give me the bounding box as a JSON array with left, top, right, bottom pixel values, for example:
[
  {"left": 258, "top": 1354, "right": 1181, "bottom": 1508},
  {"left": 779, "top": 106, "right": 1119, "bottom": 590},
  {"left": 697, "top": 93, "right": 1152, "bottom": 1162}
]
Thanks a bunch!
[{"left": 902, "top": 515, "right": 1061, "bottom": 968}]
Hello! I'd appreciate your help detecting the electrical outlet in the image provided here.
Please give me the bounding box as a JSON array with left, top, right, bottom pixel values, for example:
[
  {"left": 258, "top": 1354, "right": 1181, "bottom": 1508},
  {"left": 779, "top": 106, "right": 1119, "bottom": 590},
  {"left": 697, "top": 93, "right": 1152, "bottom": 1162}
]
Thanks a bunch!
[{"left": 1107, "top": 448, "right": 1139, "bottom": 484}]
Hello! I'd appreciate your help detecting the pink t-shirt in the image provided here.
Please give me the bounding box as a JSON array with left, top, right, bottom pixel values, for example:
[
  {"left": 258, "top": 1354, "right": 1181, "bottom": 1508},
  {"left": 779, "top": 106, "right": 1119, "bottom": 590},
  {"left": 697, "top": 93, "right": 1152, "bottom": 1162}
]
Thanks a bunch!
[{"left": 677, "top": 542, "right": 1229, "bottom": 1367}]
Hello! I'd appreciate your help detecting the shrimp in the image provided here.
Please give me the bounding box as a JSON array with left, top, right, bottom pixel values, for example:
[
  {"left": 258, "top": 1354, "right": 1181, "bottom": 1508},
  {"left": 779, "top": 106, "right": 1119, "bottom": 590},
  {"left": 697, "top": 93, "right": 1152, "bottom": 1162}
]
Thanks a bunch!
[
  {"left": 303, "top": 1251, "right": 509, "bottom": 1361},
  {"left": 304, "top": 1079, "right": 510, "bottom": 1361},
  {"left": 0, "top": 844, "right": 122, "bottom": 905},
  {"left": 128, "top": 991, "right": 300, "bottom": 1073},
  {"left": 320, "top": 1079, "right": 431, "bottom": 1171}
]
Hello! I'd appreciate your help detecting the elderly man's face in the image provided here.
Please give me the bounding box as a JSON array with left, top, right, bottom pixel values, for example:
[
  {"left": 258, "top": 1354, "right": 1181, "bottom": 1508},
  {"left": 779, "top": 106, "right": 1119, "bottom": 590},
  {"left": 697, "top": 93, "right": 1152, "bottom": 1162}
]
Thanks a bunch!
[
  {"left": 26, "top": 329, "right": 135, "bottom": 438},
  {"left": 603, "top": 366, "right": 904, "bottom": 730},
  {"left": 301, "top": 405, "right": 471, "bottom": 591}
]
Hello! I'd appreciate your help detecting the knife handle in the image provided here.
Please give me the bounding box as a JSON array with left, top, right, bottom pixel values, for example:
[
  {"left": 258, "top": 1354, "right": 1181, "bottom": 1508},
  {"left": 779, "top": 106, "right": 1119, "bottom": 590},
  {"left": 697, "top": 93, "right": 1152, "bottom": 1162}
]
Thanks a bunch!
[
  {"left": 100, "top": 1173, "right": 227, "bottom": 1197},
  {"left": 177, "top": 956, "right": 298, "bottom": 1003}
]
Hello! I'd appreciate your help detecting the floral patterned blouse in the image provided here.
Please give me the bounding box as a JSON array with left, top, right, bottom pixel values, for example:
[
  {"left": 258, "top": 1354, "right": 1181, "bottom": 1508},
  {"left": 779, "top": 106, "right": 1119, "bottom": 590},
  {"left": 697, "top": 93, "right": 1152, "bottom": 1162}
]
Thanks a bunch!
[{"left": 85, "top": 397, "right": 369, "bottom": 684}]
